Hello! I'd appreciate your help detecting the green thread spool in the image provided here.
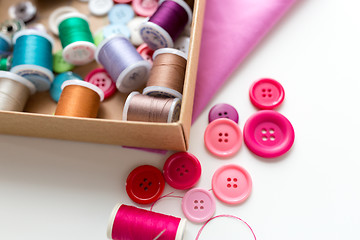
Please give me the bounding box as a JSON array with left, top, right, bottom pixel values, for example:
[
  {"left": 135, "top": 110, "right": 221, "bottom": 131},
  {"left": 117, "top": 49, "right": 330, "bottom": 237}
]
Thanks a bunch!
[
  {"left": 0, "top": 55, "right": 11, "bottom": 71},
  {"left": 57, "top": 12, "right": 96, "bottom": 66}
]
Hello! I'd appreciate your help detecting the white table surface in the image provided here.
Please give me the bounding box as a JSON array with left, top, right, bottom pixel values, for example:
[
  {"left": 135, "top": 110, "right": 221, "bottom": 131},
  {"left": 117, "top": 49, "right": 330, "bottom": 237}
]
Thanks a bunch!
[{"left": 1, "top": 0, "right": 359, "bottom": 239}]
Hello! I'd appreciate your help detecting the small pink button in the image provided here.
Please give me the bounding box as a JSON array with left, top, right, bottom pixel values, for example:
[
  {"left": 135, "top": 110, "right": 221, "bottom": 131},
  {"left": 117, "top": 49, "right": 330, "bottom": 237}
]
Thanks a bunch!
[
  {"left": 163, "top": 152, "right": 201, "bottom": 190},
  {"left": 136, "top": 43, "right": 154, "bottom": 65},
  {"left": 204, "top": 118, "right": 242, "bottom": 158},
  {"left": 181, "top": 188, "right": 216, "bottom": 223},
  {"left": 249, "top": 78, "right": 285, "bottom": 110},
  {"left": 132, "top": 0, "right": 159, "bottom": 17},
  {"left": 243, "top": 110, "right": 295, "bottom": 158},
  {"left": 85, "top": 68, "right": 117, "bottom": 99},
  {"left": 212, "top": 164, "right": 252, "bottom": 205}
]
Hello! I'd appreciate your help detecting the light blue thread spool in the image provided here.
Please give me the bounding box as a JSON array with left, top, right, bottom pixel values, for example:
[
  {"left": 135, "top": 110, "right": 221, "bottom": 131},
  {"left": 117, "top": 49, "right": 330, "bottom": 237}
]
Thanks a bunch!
[
  {"left": 10, "top": 29, "right": 54, "bottom": 92},
  {"left": 50, "top": 71, "right": 82, "bottom": 102},
  {"left": 0, "top": 32, "right": 12, "bottom": 57}
]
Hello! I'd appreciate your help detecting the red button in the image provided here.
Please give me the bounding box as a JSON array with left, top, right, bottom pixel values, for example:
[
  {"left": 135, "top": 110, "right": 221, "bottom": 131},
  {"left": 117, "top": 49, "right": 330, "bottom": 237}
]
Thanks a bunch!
[
  {"left": 136, "top": 43, "right": 154, "bottom": 65},
  {"left": 126, "top": 165, "right": 165, "bottom": 204},
  {"left": 249, "top": 78, "right": 285, "bottom": 110},
  {"left": 85, "top": 68, "right": 116, "bottom": 99},
  {"left": 163, "top": 152, "right": 201, "bottom": 190}
]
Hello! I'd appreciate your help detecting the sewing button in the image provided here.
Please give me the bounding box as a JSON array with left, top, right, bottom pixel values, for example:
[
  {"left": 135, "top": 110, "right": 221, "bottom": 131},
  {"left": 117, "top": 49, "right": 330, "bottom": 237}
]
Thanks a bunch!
[
  {"left": 50, "top": 72, "right": 82, "bottom": 102},
  {"left": 103, "top": 24, "right": 131, "bottom": 39},
  {"left": 204, "top": 118, "right": 242, "bottom": 158},
  {"left": 136, "top": 43, "right": 154, "bottom": 65},
  {"left": 85, "top": 68, "right": 116, "bottom": 99},
  {"left": 208, "top": 103, "right": 239, "bottom": 124},
  {"left": 113, "top": 0, "right": 132, "bottom": 4},
  {"left": 89, "top": 0, "right": 114, "bottom": 16},
  {"left": 181, "top": 188, "right": 216, "bottom": 223},
  {"left": 127, "top": 16, "right": 146, "bottom": 46},
  {"left": 132, "top": 0, "right": 159, "bottom": 17},
  {"left": 126, "top": 165, "right": 165, "bottom": 204},
  {"left": 48, "top": 7, "right": 78, "bottom": 36},
  {"left": 53, "top": 50, "right": 75, "bottom": 74},
  {"left": 243, "top": 110, "right": 295, "bottom": 158},
  {"left": 212, "top": 164, "right": 252, "bottom": 205},
  {"left": 8, "top": 1, "right": 37, "bottom": 23},
  {"left": 163, "top": 152, "right": 201, "bottom": 190},
  {"left": 249, "top": 78, "right": 285, "bottom": 110},
  {"left": 108, "top": 4, "right": 135, "bottom": 24}
]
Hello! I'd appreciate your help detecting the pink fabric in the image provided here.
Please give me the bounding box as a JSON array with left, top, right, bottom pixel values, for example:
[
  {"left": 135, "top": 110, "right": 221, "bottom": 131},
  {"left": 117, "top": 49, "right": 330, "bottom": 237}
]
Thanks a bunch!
[{"left": 192, "top": 0, "right": 297, "bottom": 122}]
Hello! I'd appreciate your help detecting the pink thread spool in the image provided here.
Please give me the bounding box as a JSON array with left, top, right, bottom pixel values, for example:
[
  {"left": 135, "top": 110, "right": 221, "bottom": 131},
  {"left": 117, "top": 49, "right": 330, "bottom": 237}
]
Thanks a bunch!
[{"left": 107, "top": 204, "right": 186, "bottom": 240}]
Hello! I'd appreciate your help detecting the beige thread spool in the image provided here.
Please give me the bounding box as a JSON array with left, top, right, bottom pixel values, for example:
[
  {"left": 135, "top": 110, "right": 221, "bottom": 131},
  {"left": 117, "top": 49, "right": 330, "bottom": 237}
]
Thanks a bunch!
[
  {"left": 123, "top": 91, "right": 181, "bottom": 123},
  {"left": 55, "top": 80, "right": 104, "bottom": 118},
  {"left": 143, "top": 48, "right": 187, "bottom": 99},
  {"left": 0, "top": 71, "right": 36, "bottom": 111}
]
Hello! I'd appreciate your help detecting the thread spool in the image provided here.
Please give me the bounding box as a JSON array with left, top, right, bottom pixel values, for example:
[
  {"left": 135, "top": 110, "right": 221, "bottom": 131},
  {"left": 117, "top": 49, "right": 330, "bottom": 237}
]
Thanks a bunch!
[
  {"left": 0, "top": 19, "right": 25, "bottom": 37},
  {"left": 143, "top": 48, "right": 187, "bottom": 99},
  {"left": 0, "top": 55, "right": 12, "bottom": 71},
  {"left": 55, "top": 80, "right": 104, "bottom": 118},
  {"left": 8, "top": 1, "right": 37, "bottom": 23},
  {"left": 123, "top": 91, "right": 181, "bottom": 123},
  {"left": 0, "top": 33, "right": 11, "bottom": 57},
  {"left": 57, "top": 12, "right": 96, "bottom": 66},
  {"left": 11, "top": 29, "right": 54, "bottom": 92},
  {"left": 0, "top": 71, "right": 36, "bottom": 111},
  {"left": 140, "top": 0, "right": 192, "bottom": 50},
  {"left": 95, "top": 35, "right": 151, "bottom": 93},
  {"left": 107, "top": 204, "right": 186, "bottom": 240}
]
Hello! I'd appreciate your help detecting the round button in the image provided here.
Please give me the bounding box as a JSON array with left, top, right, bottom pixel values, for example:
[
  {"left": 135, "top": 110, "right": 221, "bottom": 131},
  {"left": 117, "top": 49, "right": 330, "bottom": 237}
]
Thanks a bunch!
[
  {"left": 132, "top": 0, "right": 159, "bottom": 17},
  {"left": 136, "top": 43, "right": 154, "bottom": 65},
  {"left": 108, "top": 4, "right": 135, "bottom": 24},
  {"left": 103, "top": 24, "right": 131, "bottom": 39},
  {"left": 89, "top": 0, "right": 114, "bottom": 16},
  {"left": 163, "top": 152, "right": 201, "bottom": 190},
  {"left": 243, "top": 110, "right": 295, "bottom": 158},
  {"left": 114, "top": 0, "right": 132, "bottom": 3},
  {"left": 204, "top": 118, "right": 242, "bottom": 158},
  {"left": 208, "top": 103, "right": 239, "bottom": 124},
  {"left": 85, "top": 68, "right": 116, "bottom": 99},
  {"left": 126, "top": 165, "right": 165, "bottom": 204},
  {"left": 50, "top": 72, "right": 82, "bottom": 102},
  {"left": 127, "top": 16, "right": 146, "bottom": 46},
  {"left": 181, "top": 188, "right": 216, "bottom": 223},
  {"left": 249, "top": 78, "right": 285, "bottom": 110},
  {"left": 53, "top": 50, "right": 75, "bottom": 74},
  {"left": 212, "top": 164, "right": 252, "bottom": 205}
]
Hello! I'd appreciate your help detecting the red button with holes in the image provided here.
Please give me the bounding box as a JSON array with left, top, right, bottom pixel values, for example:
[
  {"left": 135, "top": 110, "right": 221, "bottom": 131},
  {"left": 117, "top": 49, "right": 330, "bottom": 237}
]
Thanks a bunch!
[
  {"left": 126, "top": 165, "right": 165, "bottom": 204},
  {"left": 163, "top": 152, "right": 201, "bottom": 190},
  {"left": 204, "top": 118, "right": 243, "bottom": 158},
  {"left": 136, "top": 43, "right": 154, "bottom": 65},
  {"left": 249, "top": 78, "right": 285, "bottom": 110},
  {"left": 85, "top": 68, "right": 116, "bottom": 99}
]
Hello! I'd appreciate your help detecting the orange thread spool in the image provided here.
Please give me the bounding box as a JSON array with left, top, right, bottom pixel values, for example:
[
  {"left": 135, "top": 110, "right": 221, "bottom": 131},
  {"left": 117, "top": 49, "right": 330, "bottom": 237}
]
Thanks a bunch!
[
  {"left": 55, "top": 80, "right": 104, "bottom": 118},
  {"left": 143, "top": 48, "right": 187, "bottom": 99}
]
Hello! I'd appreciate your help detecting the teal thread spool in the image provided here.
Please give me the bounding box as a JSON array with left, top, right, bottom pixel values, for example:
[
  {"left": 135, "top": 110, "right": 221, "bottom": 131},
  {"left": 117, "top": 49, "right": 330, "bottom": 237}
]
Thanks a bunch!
[
  {"left": 57, "top": 12, "right": 96, "bottom": 66},
  {"left": 10, "top": 29, "right": 54, "bottom": 92},
  {"left": 0, "top": 32, "right": 11, "bottom": 57}
]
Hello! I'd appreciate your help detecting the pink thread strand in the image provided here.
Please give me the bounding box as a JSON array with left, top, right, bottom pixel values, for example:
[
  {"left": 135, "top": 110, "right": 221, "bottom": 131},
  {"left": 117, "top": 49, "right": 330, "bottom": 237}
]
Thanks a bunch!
[{"left": 150, "top": 192, "right": 183, "bottom": 211}]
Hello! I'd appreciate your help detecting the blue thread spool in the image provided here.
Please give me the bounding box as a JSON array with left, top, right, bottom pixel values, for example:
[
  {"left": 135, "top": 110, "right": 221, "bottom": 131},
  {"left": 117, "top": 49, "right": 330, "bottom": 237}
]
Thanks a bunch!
[
  {"left": 11, "top": 29, "right": 54, "bottom": 92},
  {"left": 50, "top": 71, "right": 83, "bottom": 102},
  {"left": 0, "top": 32, "right": 11, "bottom": 57}
]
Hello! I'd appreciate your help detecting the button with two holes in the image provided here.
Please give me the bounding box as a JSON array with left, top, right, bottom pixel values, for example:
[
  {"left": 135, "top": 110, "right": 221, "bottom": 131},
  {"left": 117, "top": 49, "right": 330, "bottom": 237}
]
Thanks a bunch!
[
  {"left": 85, "top": 68, "right": 116, "bottom": 99},
  {"left": 126, "top": 165, "right": 165, "bottom": 204},
  {"left": 249, "top": 78, "right": 285, "bottom": 110},
  {"left": 208, "top": 103, "right": 239, "bottom": 123}
]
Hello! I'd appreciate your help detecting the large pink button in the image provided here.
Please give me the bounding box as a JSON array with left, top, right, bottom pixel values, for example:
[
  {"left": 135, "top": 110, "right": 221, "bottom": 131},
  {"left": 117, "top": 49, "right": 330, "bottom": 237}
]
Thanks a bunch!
[
  {"left": 249, "top": 78, "right": 285, "bottom": 110},
  {"left": 204, "top": 118, "right": 242, "bottom": 158},
  {"left": 181, "top": 188, "right": 216, "bottom": 223},
  {"left": 212, "top": 164, "right": 252, "bottom": 205},
  {"left": 244, "top": 110, "right": 295, "bottom": 158},
  {"left": 163, "top": 152, "right": 201, "bottom": 190},
  {"left": 85, "top": 68, "right": 116, "bottom": 99},
  {"left": 132, "top": 0, "right": 159, "bottom": 17}
]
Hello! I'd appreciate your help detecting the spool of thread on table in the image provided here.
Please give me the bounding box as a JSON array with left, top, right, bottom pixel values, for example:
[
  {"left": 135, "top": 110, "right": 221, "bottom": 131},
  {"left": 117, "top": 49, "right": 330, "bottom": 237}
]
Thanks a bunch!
[
  {"left": 0, "top": 55, "right": 12, "bottom": 71},
  {"left": 143, "top": 48, "right": 187, "bottom": 99},
  {"left": 123, "top": 92, "right": 181, "bottom": 123},
  {"left": 107, "top": 204, "right": 186, "bottom": 240},
  {"left": 0, "top": 71, "right": 36, "bottom": 111},
  {"left": 0, "top": 32, "right": 12, "bottom": 57},
  {"left": 140, "top": 0, "right": 192, "bottom": 50},
  {"left": 55, "top": 80, "right": 104, "bottom": 118},
  {"left": 57, "top": 12, "right": 96, "bottom": 66},
  {"left": 0, "top": 19, "right": 25, "bottom": 38},
  {"left": 10, "top": 29, "right": 54, "bottom": 92},
  {"left": 95, "top": 35, "right": 151, "bottom": 93}
]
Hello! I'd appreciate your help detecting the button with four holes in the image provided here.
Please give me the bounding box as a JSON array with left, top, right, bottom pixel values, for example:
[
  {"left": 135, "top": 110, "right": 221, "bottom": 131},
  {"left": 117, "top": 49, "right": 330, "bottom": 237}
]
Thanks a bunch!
[
  {"left": 243, "top": 110, "right": 295, "bottom": 158},
  {"left": 137, "top": 43, "right": 154, "bottom": 65},
  {"left": 249, "top": 78, "right": 285, "bottom": 110},
  {"left": 108, "top": 4, "right": 135, "bottom": 24},
  {"left": 85, "top": 68, "right": 116, "bottom": 99},
  {"left": 208, "top": 103, "right": 239, "bottom": 123},
  {"left": 181, "top": 188, "right": 216, "bottom": 223},
  {"left": 126, "top": 165, "right": 165, "bottom": 204},
  {"left": 204, "top": 118, "right": 242, "bottom": 158},
  {"left": 212, "top": 164, "right": 252, "bottom": 205},
  {"left": 163, "top": 152, "right": 201, "bottom": 190}
]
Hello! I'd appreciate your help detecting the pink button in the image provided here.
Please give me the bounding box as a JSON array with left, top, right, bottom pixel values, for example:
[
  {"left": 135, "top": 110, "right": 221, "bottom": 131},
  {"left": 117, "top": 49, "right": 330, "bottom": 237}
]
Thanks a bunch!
[
  {"left": 85, "top": 68, "right": 117, "bottom": 99},
  {"left": 249, "top": 78, "right": 285, "bottom": 110},
  {"left": 204, "top": 118, "right": 242, "bottom": 158},
  {"left": 163, "top": 152, "right": 201, "bottom": 190},
  {"left": 132, "top": 0, "right": 159, "bottom": 17},
  {"left": 136, "top": 43, "right": 154, "bottom": 65},
  {"left": 181, "top": 188, "right": 216, "bottom": 223},
  {"left": 243, "top": 110, "right": 295, "bottom": 158},
  {"left": 212, "top": 164, "right": 252, "bottom": 205}
]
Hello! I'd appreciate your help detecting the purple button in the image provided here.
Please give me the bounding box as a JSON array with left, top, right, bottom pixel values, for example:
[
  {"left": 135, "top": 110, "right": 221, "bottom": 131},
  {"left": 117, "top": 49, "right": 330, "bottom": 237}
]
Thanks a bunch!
[{"left": 208, "top": 103, "right": 239, "bottom": 123}]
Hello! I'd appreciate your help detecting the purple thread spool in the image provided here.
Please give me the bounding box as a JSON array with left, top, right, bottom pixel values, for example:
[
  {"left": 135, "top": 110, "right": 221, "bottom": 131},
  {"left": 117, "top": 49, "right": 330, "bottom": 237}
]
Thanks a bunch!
[
  {"left": 95, "top": 35, "right": 151, "bottom": 93},
  {"left": 140, "top": 0, "right": 192, "bottom": 50}
]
